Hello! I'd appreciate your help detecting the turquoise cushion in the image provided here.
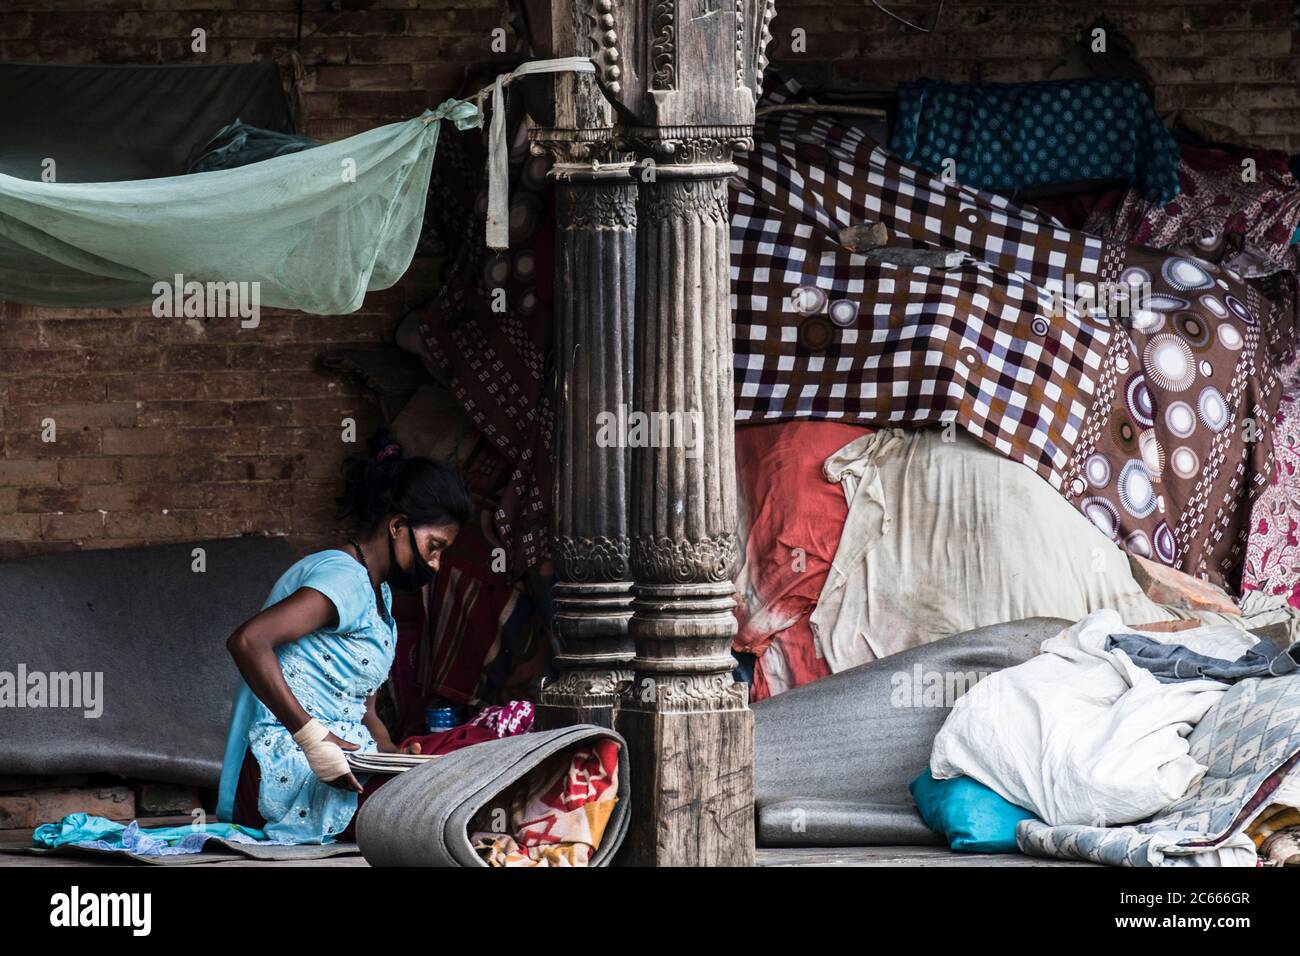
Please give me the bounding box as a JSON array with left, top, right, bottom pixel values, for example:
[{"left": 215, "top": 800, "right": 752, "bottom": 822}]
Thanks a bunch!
[{"left": 909, "top": 771, "right": 1037, "bottom": 853}]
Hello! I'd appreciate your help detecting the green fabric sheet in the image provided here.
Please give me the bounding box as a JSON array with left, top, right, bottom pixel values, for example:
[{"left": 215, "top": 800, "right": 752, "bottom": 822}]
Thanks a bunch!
[{"left": 0, "top": 98, "right": 479, "bottom": 315}]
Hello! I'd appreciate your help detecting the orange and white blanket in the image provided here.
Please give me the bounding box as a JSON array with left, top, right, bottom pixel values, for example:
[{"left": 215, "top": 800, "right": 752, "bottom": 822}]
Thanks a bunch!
[{"left": 472, "top": 739, "right": 620, "bottom": 867}]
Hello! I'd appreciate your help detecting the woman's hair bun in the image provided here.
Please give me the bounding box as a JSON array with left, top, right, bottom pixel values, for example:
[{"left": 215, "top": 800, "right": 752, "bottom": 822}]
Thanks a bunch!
[{"left": 337, "top": 428, "right": 473, "bottom": 528}]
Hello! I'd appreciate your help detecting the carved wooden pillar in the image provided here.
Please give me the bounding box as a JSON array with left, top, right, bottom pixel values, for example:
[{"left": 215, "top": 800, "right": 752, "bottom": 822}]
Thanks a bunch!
[
  {"left": 537, "top": 158, "right": 638, "bottom": 729},
  {"left": 619, "top": 148, "right": 754, "bottom": 866},
  {"left": 535, "top": 0, "right": 774, "bottom": 863},
  {"left": 530, "top": 16, "right": 637, "bottom": 730},
  {"left": 585, "top": 0, "right": 775, "bottom": 867}
]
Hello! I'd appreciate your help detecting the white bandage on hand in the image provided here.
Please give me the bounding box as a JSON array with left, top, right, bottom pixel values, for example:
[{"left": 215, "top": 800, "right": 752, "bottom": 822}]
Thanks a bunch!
[{"left": 292, "top": 718, "right": 352, "bottom": 783}]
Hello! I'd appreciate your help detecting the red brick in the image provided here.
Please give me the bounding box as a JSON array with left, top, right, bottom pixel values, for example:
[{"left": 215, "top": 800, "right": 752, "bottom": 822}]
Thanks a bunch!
[
  {"left": 1203, "top": 31, "right": 1291, "bottom": 57},
  {"left": 42, "top": 512, "right": 107, "bottom": 540},
  {"left": 0, "top": 786, "right": 134, "bottom": 829},
  {"left": 17, "top": 487, "right": 82, "bottom": 513},
  {"left": 161, "top": 345, "right": 232, "bottom": 371},
  {"left": 0, "top": 349, "right": 88, "bottom": 373},
  {"left": 58, "top": 458, "right": 121, "bottom": 485},
  {"left": 7, "top": 377, "right": 105, "bottom": 404},
  {"left": 136, "top": 401, "right": 234, "bottom": 427},
  {"left": 3, "top": 430, "right": 102, "bottom": 458},
  {"left": 0, "top": 514, "right": 41, "bottom": 540},
  {"left": 101, "top": 427, "right": 172, "bottom": 457},
  {"left": 311, "top": 64, "right": 414, "bottom": 91},
  {"left": 6, "top": 402, "right": 137, "bottom": 430},
  {"left": 0, "top": 460, "right": 59, "bottom": 487}
]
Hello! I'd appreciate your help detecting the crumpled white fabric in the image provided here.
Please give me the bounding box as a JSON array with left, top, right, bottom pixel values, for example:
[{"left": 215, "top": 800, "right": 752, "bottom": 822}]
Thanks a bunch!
[{"left": 931, "top": 608, "right": 1257, "bottom": 827}]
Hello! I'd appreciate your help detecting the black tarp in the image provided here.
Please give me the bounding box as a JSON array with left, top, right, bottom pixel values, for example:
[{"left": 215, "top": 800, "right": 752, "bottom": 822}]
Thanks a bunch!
[{"left": 0, "top": 61, "right": 293, "bottom": 182}]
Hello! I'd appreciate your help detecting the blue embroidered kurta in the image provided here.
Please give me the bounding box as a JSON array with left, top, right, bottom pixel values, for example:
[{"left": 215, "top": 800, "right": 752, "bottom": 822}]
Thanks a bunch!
[{"left": 215, "top": 550, "right": 396, "bottom": 843}]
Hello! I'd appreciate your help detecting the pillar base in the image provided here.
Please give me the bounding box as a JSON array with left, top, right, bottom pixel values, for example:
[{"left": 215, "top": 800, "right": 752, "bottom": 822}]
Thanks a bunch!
[{"left": 616, "top": 702, "right": 755, "bottom": 866}]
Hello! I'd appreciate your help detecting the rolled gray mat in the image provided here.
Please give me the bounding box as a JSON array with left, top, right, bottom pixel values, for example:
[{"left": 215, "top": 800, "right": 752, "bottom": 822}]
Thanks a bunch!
[
  {"left": 355, "top": 725, "right": 630, "bottom": 867},
  {"left": 753, "top": 617, "right": 1070, "bottom": 846},
  {"left": 758, "top": 799, "right": 943, "bottom": 847}
]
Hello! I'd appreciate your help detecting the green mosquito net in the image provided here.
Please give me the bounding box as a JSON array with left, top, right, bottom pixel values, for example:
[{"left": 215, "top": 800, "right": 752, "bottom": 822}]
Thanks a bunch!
[{"left": 0, "top": 98, "right": 479, "bottom": 315}]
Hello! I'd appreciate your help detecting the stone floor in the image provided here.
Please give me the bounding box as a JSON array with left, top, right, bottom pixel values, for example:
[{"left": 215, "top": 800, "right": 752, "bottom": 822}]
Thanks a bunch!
[{"left": 0, "top": 822, "right": 1094, "bottom": 866}]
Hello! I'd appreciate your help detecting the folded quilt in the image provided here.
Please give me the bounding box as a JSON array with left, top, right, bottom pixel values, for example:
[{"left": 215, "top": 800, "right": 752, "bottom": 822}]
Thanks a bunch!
[
  {"left": 470, "top": 737, "right": 621, "bottom": 866},
  {"left": 732, "top": 75, "right": 1286, "bottom": 589}
]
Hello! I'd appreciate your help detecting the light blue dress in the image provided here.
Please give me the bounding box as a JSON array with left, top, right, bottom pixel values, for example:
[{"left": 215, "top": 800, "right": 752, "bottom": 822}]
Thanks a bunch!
[{"left": 214, "top": 550, "right": 396, "bottom": 843}]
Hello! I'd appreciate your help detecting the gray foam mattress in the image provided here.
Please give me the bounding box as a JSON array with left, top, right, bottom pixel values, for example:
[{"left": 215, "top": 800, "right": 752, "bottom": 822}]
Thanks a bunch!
[{"left": 0, "top": 537, "right": 296, "bottom": 787}]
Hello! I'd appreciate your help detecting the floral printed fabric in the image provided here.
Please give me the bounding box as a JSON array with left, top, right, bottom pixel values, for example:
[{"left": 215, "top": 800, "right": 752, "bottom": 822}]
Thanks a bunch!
[
  {"left": 1084, "top": 143, "right": 1300, "bottom": 280},
  {"left": 890, "top": 78, "right": 1181, "bottom": 203},
  {"left": 1243, "top": 352, "right": 1300, "bottom": 605},
  {"left": 468, "top": 699, "right": 535, "bottom": 737},
  {"left": 471, "top": 739, "right": 620, "bottom": 866}
]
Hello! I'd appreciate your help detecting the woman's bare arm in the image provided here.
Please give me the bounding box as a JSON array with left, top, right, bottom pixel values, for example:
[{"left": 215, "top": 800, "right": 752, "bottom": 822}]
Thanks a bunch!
[
  {"left": 226, "top": 587, "right": 363, "bottom": 792},
  {"left": 362, "top": 695, "right": 423, "bottom": 755}
]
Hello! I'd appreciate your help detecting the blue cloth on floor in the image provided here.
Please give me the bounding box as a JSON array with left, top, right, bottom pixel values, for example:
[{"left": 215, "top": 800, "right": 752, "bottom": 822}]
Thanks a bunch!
[
  {"left": 34, "top": 812, "right": 284, "bottom": 856},
  {"left": 889, "top": 78, "right": 1181, "bottom": 203},
  {"left": 909, "top": 771, "right": 1037, "bottom": 853},
  {"left": 1105, "top": 633, "right": 1300, "bottom": 684}
]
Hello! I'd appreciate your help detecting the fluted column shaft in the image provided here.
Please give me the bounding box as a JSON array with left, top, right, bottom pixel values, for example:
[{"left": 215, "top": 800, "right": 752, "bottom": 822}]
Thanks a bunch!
[
  {"left": 618, "top": 159, "right": 754, "bottom": 866},
  {"left": 538, "top": 164, "right": 638, "bottom": 729}
]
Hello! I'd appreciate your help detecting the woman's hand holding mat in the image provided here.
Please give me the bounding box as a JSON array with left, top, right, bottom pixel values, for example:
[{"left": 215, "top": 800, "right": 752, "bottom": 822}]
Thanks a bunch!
[{"left": 293, "top": 718, "right": 364, "bottom": 793}]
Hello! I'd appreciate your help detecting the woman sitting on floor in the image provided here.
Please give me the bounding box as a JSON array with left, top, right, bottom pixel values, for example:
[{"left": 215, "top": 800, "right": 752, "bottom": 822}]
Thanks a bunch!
[{"left": 214, "top": 431, "right": 473, "bottom": 843}]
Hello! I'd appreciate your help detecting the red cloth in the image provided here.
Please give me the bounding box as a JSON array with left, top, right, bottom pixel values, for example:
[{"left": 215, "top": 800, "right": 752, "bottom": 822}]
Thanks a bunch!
[
  {"left": 398, "top": 722, "right": 499, "bottom": 755},
  {"left": 733, "top": 420, "right": 872, "bottom": 699},
  {"left": 416, "top": 518, "right": 523, "bottom": 705},
  {"left": 384, "top": 590, "right": 432, "bottom": 742}
]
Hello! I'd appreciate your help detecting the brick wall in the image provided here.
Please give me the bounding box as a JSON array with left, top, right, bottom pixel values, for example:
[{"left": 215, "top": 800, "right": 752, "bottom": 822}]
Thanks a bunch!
[
  {"left": 0, "top": 0, "right": 518, "bottom": 559},
  {"left": 0, "top": 1, "right": 1297, "bottom": 558}
]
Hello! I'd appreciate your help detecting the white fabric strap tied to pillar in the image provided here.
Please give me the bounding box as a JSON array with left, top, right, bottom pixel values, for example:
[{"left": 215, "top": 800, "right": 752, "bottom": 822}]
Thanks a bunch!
[{"left": 481, "top": 57, "right": 596, "bottom": 250}]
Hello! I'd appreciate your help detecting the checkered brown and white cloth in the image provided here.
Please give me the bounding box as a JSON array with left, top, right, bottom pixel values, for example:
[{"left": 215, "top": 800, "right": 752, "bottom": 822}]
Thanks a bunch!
[{"left": 731, "top": 77, "right": 1288, "bottom": 589}]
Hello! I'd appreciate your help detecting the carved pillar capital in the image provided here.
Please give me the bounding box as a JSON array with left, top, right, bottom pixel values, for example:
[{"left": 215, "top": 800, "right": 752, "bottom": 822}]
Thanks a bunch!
[{"left": 620, "top": 124, "right": 754, "bottom": 165}]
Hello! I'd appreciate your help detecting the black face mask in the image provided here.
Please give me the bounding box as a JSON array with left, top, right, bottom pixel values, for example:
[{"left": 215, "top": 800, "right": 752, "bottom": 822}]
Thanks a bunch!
[{"left": 387, "top": 522, "right": 435, "bottom": 592}]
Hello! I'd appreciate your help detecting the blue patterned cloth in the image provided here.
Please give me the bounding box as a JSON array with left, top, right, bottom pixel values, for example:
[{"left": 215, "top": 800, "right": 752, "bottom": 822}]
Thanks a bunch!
[
  {"left": 35, "top": 812, "right": 280, "bottom": 856},
  {"left": 889, "top": 78, "right": 1181, "bottom": 204},
  {"left": 214, "top": 550, "right": 396, "bottom": 843}
]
